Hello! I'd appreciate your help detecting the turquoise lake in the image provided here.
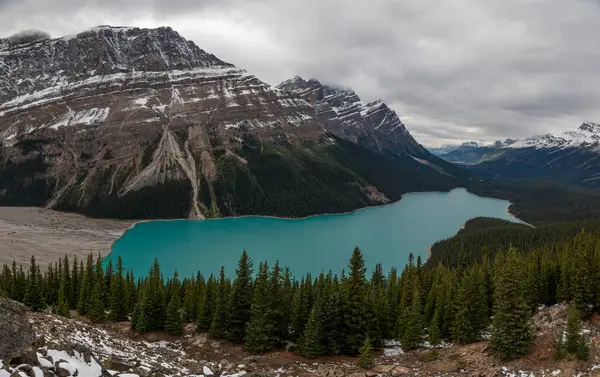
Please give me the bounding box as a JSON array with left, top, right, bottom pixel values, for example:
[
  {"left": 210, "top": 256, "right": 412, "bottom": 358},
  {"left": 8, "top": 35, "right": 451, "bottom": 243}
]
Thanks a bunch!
[{"left": 107, "top": 188, "right": 523, "bottom": 278}]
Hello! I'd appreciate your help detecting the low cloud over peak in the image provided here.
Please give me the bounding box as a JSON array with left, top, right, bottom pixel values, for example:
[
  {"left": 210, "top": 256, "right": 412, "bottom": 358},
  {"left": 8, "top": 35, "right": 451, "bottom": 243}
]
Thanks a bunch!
[{"left": 1, "top": 0, "right": 599, "bottom": 146}]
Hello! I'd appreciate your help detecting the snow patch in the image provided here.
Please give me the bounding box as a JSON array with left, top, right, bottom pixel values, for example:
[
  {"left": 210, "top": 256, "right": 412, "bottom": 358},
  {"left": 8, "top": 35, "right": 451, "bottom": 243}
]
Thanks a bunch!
[
  {"left": 47, "top": 350, "right": 102, "bottom": 377},
  {"left": 47, "top": 107, "right": 110, "bottom": 129}
]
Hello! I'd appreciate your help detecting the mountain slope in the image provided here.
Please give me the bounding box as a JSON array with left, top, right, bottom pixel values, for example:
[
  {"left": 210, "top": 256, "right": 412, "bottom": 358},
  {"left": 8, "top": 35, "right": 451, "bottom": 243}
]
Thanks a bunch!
[
  {"left": 469, "top": 122, "right": 600, "bottom": 187},
  {"left": 0, "top": 26, "right": 459, "bottom": 219},
  {"left": 277, "top": 76, "right": 462, "bottom": 176}
]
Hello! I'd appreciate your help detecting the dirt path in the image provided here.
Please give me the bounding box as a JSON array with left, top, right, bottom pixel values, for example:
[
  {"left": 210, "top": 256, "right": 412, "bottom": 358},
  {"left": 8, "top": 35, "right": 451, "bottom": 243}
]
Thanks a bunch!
[{"left": 0, "top": 207, "right": 133, "bottom": 268}]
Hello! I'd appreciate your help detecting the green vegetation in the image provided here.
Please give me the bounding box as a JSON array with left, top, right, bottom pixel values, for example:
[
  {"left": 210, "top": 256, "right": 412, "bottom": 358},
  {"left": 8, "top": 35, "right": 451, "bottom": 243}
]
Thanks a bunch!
[
  {"left": 2, "top": 228, "right": 600, "bottom": 361},
  {"left": 466, "top": 179, "right": 600, "bottom": 225},
  {"left": 429, "top": 217, "right": 600, "bottom": 267}
]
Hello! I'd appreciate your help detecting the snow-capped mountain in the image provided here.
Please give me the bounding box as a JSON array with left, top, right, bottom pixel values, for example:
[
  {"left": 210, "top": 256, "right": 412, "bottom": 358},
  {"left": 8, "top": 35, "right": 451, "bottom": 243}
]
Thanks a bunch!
[
  {"left": 465, "top": 123, "right": 600, "bottom": 187},
  {"left": 277, "top": 76, "right": 459, "bottom": 174},
  {"left": 508, "top": 122, "right": 600, "bottom": 150},
  {"left": 0, "top": 26, "right": 459, "bottom": 219}
]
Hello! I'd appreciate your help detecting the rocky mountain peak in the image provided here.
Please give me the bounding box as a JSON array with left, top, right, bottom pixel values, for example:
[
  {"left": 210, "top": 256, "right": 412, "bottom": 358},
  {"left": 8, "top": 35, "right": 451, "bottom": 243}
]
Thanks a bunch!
[
  {"left": 277, "top": 75, "right": 443, "bottom": 162},
  {"left": 578, "top": 121, "right": 600, "bottom": 133},
  {"left": 0, "top": 25, "right": 333, "bottom": 219}
]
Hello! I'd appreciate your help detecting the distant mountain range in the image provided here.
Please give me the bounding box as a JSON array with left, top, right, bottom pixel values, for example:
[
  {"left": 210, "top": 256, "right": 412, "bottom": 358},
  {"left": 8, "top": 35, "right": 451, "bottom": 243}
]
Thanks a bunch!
[
  {"left": 0, "top": 26, "right": 460, "bottom": 219},
  {"left": 431, "top": 122, "right": 600, "bottom": 187}
]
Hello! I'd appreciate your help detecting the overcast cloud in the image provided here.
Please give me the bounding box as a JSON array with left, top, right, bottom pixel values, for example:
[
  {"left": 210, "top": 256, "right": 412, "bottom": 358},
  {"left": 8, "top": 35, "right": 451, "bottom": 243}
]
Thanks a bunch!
[{"left": 1, "top": 0, "right": 599, "bottom": 146}]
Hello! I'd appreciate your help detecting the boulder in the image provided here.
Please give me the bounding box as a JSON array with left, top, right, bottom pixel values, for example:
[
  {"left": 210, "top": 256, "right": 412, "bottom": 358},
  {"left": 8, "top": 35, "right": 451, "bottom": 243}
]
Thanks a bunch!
[
  {"left": 391, "top": 366, "right": 410, "bottom": 376},
  {"left": 102, "top": 356, "right": 134, "bottom": 372},
  {"left": 0, "top": 298, "right": 35, "bottom": 360},
  {"left": 372, "top": 365, "right": 395, "bottom": 374},
  {"left": 11, "top": 347, "right": 38, "bottom": 367}
]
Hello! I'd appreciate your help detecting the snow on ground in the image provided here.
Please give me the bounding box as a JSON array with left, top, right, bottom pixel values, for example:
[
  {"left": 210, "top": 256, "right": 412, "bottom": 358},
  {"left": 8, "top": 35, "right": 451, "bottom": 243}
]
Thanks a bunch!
[{"left": 47, "top": 350, "right": 102, "bottom": 377}]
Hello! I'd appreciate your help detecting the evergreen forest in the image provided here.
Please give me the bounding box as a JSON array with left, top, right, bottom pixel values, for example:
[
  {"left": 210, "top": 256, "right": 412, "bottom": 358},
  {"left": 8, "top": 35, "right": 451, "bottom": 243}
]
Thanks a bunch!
[{"left": 1, "top": 228, "right": 599, "bottom": 361}]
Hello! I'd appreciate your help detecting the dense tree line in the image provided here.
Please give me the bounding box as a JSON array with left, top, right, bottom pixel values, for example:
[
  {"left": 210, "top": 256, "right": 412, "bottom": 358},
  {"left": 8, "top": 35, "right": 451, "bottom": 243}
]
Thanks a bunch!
[
  {"left": 429, "top": 217, "right": 600, "bottom": 267},
  {"left": 466, "top": 179, "right": 600, "bottom": 226},
  {"left": 1, "top": 230, "right": 598, "bottom": 360}
]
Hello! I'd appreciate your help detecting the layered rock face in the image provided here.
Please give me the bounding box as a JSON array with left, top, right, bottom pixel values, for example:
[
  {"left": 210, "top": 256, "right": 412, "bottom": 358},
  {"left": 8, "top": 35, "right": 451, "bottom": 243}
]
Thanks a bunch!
[
  {"left": 0, "top": 27, "right": 329, "bottom": 218},
  {"left": 0, "top": 26, "right": 460, "bottom": 220},
  {"left": 277, "top": 76, "right": 439, "bottom": 162}
]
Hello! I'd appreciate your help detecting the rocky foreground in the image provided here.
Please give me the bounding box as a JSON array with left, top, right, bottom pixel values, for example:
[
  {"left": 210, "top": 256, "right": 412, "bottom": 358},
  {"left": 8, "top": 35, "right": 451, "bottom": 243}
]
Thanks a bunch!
[{"left": 2, "top": 298, "right": 600, "bottom": 377}]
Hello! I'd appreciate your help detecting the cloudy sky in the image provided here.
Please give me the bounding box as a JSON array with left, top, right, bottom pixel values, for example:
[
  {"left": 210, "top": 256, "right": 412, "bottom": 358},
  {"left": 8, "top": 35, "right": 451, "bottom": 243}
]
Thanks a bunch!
[{"left": 1, "top": 0, "right": 599, "bottom": 146}]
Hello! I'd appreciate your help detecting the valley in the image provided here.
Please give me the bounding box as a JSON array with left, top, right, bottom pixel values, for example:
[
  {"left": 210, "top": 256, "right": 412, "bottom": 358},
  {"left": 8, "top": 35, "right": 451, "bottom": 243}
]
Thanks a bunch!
[
  {"left": 0, "top": 207, "right": 131, "bottom": 267},
  {"left": 2, "top": 23, "right": 600, "bottom": 377}
]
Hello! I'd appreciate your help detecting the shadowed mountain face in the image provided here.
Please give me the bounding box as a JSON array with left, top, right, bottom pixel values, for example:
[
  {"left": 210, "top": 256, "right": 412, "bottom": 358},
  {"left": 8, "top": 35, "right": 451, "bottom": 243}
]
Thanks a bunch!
[
  {"left": 277, "top": 76, "right": 461, "bottom": 175},
  {"left": 0, "top": 26, "right": 460, "bottom": 219}
]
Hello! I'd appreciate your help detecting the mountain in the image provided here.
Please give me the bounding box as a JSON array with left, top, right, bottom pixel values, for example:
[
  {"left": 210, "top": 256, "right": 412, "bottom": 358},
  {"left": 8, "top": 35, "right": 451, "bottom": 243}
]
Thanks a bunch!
[
  {"left": 464, "top": 123, "right": 600, "bottom": 187},
  {"left": 0, "top": 26, "right": 459, "bottom": 219},
  {"left": 428, "top": 144, "right": 460, "bottom": 155},
  {"left": 431, "top": 140, "right": 517, "bottom": 164},
  {"left": 276, "top": 76, "right": 460, "bottom": 175}
]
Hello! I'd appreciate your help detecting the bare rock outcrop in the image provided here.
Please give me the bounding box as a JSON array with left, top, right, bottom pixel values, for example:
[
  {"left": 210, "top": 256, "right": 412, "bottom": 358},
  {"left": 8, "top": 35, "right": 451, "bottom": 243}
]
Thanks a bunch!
[{"left": 0, "top": 297, "right": 35, "bottom": 360}]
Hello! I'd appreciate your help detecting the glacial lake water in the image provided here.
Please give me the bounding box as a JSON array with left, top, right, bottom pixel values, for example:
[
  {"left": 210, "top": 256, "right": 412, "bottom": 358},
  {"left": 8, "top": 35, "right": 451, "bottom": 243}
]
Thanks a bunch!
[{"left": 107, "top": 188, "right": 523, "bottom": 278}]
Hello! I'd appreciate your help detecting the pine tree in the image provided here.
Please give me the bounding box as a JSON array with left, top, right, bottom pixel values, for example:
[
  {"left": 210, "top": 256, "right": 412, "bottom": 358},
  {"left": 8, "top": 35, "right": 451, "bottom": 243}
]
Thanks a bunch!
[
  {"left": 24, "top": 256, "right": 44, "bottom": 311},
  {"left": 401, "top": 287, "right": 423, "bottom": 351},
  {"left": 227, "top": 250, "right": 254, "bottom": 343},
  {"left": 565, "top": 304, "right": 582, "bottom": 354},
  {"left": 209, "top": 266, "right": 228, "bottom": 339},
  {"left": 357, "top": 337, "right": 374, "bottom": 369},
  {"left": 69, "top": 256, "right": 79, "bottom": 308},
  {"left": 165, "top": 272, "right": 184, "bottom": 336},
  {"left": 88, "top": 280, "right": 105, "bottom": 323},
  {"left": 268, "top": 261, "right": 286, "bottom": 347},
  {"left": 299, "top": 300, "right": 325, "bottom": 357},
  {"left": 345, "top": 247, "right": 368, "bottom": 355},
  {"left": 290, "top": 276, "right": 312, "bottom": 341},
  {"left": 490, "top": 247, "right": 533, "bottom": 360},
  {"left": 133, "top": 259, "right": 166, "bottom": 333},
  {"left": 77, "top": 254, "right": 94, "bottom": 315},
  {"left": 109, "top": 256, "right": 127, "bottom": 321},
  {"left": 56, "top": 266, "right": 70, "bottom": 317},
  {"left": 197, "top": 275, "right": 216, "bottom": 331},
  {"left": 105, "top": 258, "right": 113, "bottom": 305},
  {"left": 428, "top": 310, "right": 441, "bottom": 346},
  {"left": 244, "top": 262, "right": 276, "bottom": 353},
  {"left": 322, "top": 276, "right": 344, "bottom": 355}
]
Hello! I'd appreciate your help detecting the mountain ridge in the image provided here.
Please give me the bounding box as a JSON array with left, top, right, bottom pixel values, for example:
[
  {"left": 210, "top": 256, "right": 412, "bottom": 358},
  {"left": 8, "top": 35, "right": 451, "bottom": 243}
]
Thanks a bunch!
[
  {"left": 276, "top": 75, "right": 461, "bottom": 176},
  {"left": 0, "top": 25, "right": 459, "bottom": 220}
]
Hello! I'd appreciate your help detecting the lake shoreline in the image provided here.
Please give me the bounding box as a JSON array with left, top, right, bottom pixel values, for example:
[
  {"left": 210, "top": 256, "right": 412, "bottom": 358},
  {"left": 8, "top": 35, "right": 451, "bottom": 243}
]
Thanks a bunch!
[{"left": 108, "top": 188, "right": 529, "bottom": 276}]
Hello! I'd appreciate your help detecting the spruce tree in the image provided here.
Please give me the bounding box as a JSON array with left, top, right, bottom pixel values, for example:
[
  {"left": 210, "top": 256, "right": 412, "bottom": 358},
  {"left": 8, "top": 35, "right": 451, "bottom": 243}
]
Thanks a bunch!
[
  {"left": 109, "top": 256, "right": 127, "bottom": 321},
  {"left": 209, "top": 266, "right": 228, "bottom": 339},
  {"left": 299, "top": 300, "right": 325, "bottom": 357},
  {"left": 69, "top": 256, "right": 79, "bottom": 308},
  {"left": 490, "top": 247, "right": 532, "bottom": 360},
  {"left": 165, "top": 272, "right": 184, "bottom": 336},
  {"left": 24, "top": 256, "right": 44, "bottom": 311},
  {"left": 56, "top": 268, "right": 70, "bottom": 317},
  {"left": 357, "top": 337, "right": 374, "bottom": 369},
  {"left": 77, "top": 254, "right": 94, "bottom": 315},
  {"left": 244, "top": 262, "right": 276, "bottom": 353},
  {"left": 88, "top": 280, "right": 105, "bottom": 323},
  {"left": 197, "top": 275, "right": 216, "bottom": 331},
  {"left": 227, "top": 250, "right": 253, "bottom": 343},
  {"left": 565, "top": 304, "right": 582, "bottom": 354},
  {"left": 322, "top": 277, "right": 343, "bottom": 355},
  {"left": 290, "top": 276, "right": 312, "bottom": 341},
  {"left": 401, "top": 287, "right": 423, "bottom": 351},
  {"left": 428, "top": 310, "right": 441, "bottom": 346},
  {"left": 345, "top": 247, "right": 368, "bottom": 355}
]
